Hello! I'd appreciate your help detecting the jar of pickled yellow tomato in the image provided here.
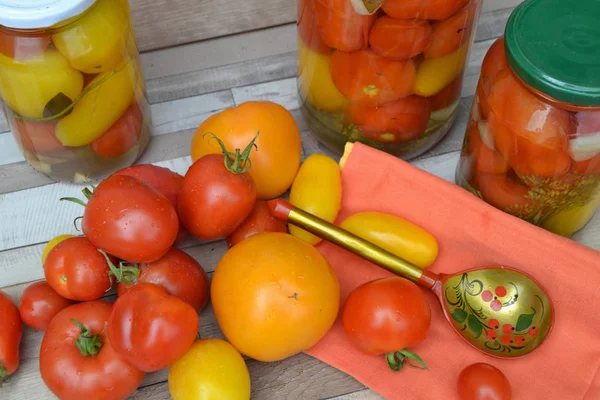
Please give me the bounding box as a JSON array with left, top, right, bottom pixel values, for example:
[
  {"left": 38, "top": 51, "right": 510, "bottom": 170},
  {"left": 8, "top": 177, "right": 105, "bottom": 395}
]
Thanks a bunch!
[
  {"left": 297, "top": 0, "right": 481, "bottom": 159},
  {"left": 0, "top": 0, "right": 151, "bottom": 183},
  {"left": 455, "top": 0, "right": 600, "bottom": 237}
]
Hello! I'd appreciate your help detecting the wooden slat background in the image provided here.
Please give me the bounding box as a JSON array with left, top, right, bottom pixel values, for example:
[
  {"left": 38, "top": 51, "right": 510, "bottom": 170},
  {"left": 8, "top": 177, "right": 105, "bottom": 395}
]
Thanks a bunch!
[{"left": 1, "top": 0, "right": 598, "bottom": 399}]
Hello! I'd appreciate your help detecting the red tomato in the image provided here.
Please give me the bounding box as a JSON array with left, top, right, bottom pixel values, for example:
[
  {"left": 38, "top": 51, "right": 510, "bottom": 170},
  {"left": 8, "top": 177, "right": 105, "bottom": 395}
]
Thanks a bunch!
[
  {"left": 0, "top": 290, "right": 21, "bottom": 383},
  {"left": 91, "top": 104, "right": 143, "bottom": 158},
  {"left": 178, "top": 143, "right": 257, "bottom": 240},
  {"left": 477, "top": 37, "right": 509, "bottom": 119},
  {"left": 298, "top": 0, "right": 330, "bottom": 53},
  {"left": 424, "top": 2, "right": 478, "bottom": 59},
  {"left": 457, "top": 363, "right": 512, "bottom": 400},
  {"left": 82, "top": 175, "right": 179, "bottom": 263},
  {"left": 9, "top": 118, "right": 64, "bottom": 156},
  {"left": 573, "top": 153, "right": 600, "bottom": 175},
  {"left": 330, "top": 49, "right": 416, "bottom": 106},
  {"left": 40, "top": 301, "right": 145, "bottom": 400},
  {"left": 312, "top": 0, "right": 374, "bottom": 52},
  {"left": 0, "top": 32, "right": 51, "bottom": 59},
  {"left": 369, "top": 17, "right": 432, "bottom": 60},
  {"left": 476, "top": 173, "right": 533, "bottom": 212},
  {"left": 43, "top": 237, "right": 113, "bottom": 301},
  {"left": 466, "top": 121, "right": 509, "bottom": 175},
  {"left": 342, "top": 277, "right": 431, "bottom": 371},
  {"left": 112, "top": 164, "right": 188, "bottom": 245},
  {"left": 431, "top": 76, "right": 463, "bottom": 111},
  {"left": 382, "top": 0, "right": 470, "bottom": 20},
  {"left": 226, "top": 199, "right": 288, "bottom": 247},
  {"left": 117, "top": 248, "right": 210, "bottom": 313},
  {"left": 108, "top": 283, "right": 199, "bottom": 372},
  {"left": 347, "top": 95, "right": 432, "bottom": 143},
  {"left": 19, "top": 281, "right": 75, "bottom": 331}
]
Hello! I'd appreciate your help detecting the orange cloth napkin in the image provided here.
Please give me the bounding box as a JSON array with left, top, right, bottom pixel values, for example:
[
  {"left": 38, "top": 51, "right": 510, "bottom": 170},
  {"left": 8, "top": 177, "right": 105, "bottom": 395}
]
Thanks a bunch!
[{"left": 305, "top": 142, "right": 600, "bottom": 400}]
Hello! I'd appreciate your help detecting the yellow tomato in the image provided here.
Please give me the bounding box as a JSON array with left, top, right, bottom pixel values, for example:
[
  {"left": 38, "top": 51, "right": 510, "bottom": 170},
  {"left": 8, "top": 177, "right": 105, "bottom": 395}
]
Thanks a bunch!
[
  {"left": 542, "top": 190, "right": 600, "bottom": 237},
  {"left": 413, "top": 44, "right": 468, "bottom": 97},
  {"left": 298, "top": 39, "right": 349, "bottom": 112},
  {"left": 168, "top": 339, "right": 251, "bottom": 400},
  {"left": 53, "top": 0, "right": 130, "bottom": 73},
  {"left": 340, "top": 212, "right": 438, "bottom": 268},
  {"left": 55, "top": 58, "right": 136, "bottom": 147},
  {"left": 41, "top": 234, "right": 75, "bottom": 264},
  {"left": 211, "top": 232, "right": 340, "bottom": 362},
  {"left": 0, "top": 50, "right": 83, "bottom": 118},
  {"left": 289, "top": 154, "right": 342, "bottom": 245}
]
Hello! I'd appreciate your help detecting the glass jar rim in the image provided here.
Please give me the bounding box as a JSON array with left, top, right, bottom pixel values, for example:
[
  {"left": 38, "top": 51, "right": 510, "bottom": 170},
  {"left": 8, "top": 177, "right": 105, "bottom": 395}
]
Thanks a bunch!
[{"left": 0, "top": 0, "right": 96, "bottom": 30}]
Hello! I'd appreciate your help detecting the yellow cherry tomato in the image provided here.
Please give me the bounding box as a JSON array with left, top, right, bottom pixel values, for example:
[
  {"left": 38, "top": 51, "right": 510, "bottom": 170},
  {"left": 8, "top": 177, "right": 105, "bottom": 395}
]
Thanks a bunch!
[
  {"left": 0, "top": 49, "right": 83, "bottom": 118},
  {"left": 289, "top": 154, "right": 342, "bottom": 245},
  {"left": 340, "top": 212, "right": 439, "bottom": 268},
  {"left": 53, "top": 0, "right": 130, "bottom": 74},
  {"left": 168, "top": 339, "right": 251, "bottom": 400},
  {"left": 541, "top": 190, "right": 600, "bottom": 237},
  {"left": 298, "top": 39, "right": 349, "bottom": 112},
  {"left": 55, "top": 58, "right": 137, "bottom": 147},
  {"left": 41, "top": 234, "right": 75, "bottom": 264},
  {"left": 413, "top": 44, "right": 468, "bottom": 97}
]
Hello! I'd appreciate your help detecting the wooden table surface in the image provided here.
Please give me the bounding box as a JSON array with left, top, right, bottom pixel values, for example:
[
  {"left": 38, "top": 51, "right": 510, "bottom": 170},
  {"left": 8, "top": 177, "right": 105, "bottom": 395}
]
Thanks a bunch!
[{"left": 1, "top": 1, "right": 598, "bottom": 399}]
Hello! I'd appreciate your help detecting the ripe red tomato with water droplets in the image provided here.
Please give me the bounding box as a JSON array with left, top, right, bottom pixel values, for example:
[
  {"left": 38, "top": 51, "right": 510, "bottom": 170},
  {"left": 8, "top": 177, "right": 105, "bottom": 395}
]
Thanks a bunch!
[
  {"left": 117, "top": 248, "right": 210, "bottom": 313},
  {"left": 226, "top": 199, "right": 287, "bottom": 247},
  {"left": 457, "top": 363, "right": 512, "bottom": 400},
  {"left": 81, "top": 175, "right": 179, "bottom": 263},
  {"left": 0, "top": 290, "right": 21, "bottom": 384},
  {"left": 19, "top": 281, "right": 75, "bottom": 331}
]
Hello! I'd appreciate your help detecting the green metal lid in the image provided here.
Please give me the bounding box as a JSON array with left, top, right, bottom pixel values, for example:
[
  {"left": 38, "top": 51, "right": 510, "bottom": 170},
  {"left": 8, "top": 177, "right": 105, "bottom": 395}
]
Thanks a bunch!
[{"left": 505, "top": 0, "right": 600, "bottom": 106}]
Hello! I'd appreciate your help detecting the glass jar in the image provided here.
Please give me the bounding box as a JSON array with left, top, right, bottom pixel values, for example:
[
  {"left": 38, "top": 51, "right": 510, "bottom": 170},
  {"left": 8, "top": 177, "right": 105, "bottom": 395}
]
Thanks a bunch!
[
  {"left": 455, "top": 0, "right": 600, "bottom": 237},
  {"left": 297, "top": 0, "right": 481, "bottom": 159},
  {"left": 0, "top": 0, "right": 151, "bottom": 183}
]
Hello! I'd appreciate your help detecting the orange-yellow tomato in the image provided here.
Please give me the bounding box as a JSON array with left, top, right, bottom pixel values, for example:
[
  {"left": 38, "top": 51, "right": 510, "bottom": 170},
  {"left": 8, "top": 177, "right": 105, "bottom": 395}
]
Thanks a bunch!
[
  {"left": 211, "top": 232, "right": 340, "bottom": 362},
  {"left": 289, "top": 154, "right": 342, "bottom": 245},
  {"left": 191, "top": 101, "right": 302, "bottom": 199}
]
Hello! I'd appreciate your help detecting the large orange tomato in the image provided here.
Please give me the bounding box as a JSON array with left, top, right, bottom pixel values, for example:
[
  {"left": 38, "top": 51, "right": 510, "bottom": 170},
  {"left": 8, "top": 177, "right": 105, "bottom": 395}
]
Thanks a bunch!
[
  {"left": 191, "top": 101, "right": 302, "bottom": 199},
  {"left": 211, "top": 232, "right": 340, "bottom": 362}
]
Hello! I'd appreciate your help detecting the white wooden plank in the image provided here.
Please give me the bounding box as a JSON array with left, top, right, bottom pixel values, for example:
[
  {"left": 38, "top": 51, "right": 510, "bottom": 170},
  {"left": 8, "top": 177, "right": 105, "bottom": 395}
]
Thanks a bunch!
[
  {"left": 482, "top": 0, "right": 522, "bottom": 13},
  {"left": 0, "top": 132, "right": 24, "bottom": 165},
  {"left": 231, "top": 78, "right": 300, "bottom": 110}
]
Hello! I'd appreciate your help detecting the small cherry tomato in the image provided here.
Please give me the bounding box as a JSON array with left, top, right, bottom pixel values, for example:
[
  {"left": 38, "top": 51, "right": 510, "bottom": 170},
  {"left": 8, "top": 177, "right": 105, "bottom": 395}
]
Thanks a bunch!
[
  {"left": 108, "top": 283, "right": 199, "bottom": 372},
  {"left": 298, "top": 0, "right": 330, "bottom": 53},
  {"left": 466, "top": 121, "right": 510, "bottom": 175},
  {"left": 0, "top": 32, "right": 51, "bottom": 59},
  {"left": 19, "top": 281, "right": 75, "bottom": 331},
  {"left": 41, "top": 234, "right": 75, "bottom": 264},
  {"left": 382, "top": 0, "right": 470, "bottom": 20},
  {"left": 91, "top": 103, "right": 143, "bottom": 158},
  {"left": 179, "top": 134, "right": 257, "bottom": 241},
  {"left": 424, "top": 2, "right": 478, "bottom": 59},
  {"left": 369, "top": 17, "right": 432, "bottom": 60},
  {"left": 330, "top": 49, "right": 416, "bottom": 106},
  {"left": 312, "top": 0, "right": 375, "bottom": 52},
  {"left": 40, "top": 301, "right": 145, "bottom": 400},
  {"left": 9, "top": 118, "right": 64, "bottom": 156},
  {"left": 476, "top": 173, "right": 534, "bottom": 212},
  {"left": 227, "top": 200, "right": 287, "bottom": 248},
  {"left": 117, "top": 248, "right": 210, "bottom": 313},
  {"left": 477, "top": 37, "right": 509, "bottom": 119},
  {"left": 347, "top": 95, "right": 432, "bottom": 143},
  {"left": 342, "top": 277, "right": 431, "bottom": 371},
  {"left": 289, "top": 154, "right": 342, "bottom": 245},
  {"left": 457, "top": 362, "right": 512, "bottom": 400},
  {"left": 431, "top": 75, "right": 463, "bottom": 111},
  {"left": 44, "top": 236, "right": 113, "bottom": 301},
  {"left": 0, "top": 290, "right": 21, "bottom": 384}
]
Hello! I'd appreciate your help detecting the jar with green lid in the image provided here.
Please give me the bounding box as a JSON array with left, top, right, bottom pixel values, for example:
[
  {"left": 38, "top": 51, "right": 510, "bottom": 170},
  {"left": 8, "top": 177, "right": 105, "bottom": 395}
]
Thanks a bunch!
[
  {"left": 0, "top": 0, "right": 151, "bottom": 183},
  {"left": 455, "top": 0, "right": 600, "bottom": 237}
]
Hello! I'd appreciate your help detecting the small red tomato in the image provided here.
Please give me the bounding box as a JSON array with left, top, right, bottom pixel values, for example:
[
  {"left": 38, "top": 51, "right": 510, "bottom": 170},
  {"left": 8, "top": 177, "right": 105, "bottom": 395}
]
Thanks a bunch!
[
  {"left": 112, "top": 164, "right": 188, "bottom": 245},
  {"left": 108, "top": 283, "right": 199, "bottom": 372},
  {"left": 312, "top": 0, "right": 375, "bottom": 52},
  {"left": 342, "top": 277, "right": 431, "bottom": 371},
  {"left": 9, "top": 118, "right": 64, "bottom": 156},
  {"left": 382, "top": 0, "right": 470, "bottom": 20},
  {"left": 226, "top": 200, "right": 288, "bottom": 247},
  {"left": 43, "top": 237, "right": 113, "bottom": 301},
  {"left": 298, "top": 0, "right": 330, "bottom": 53},
  {"left": 19, "top": 281, "right": 75, "bottom": 331},
  {"left": 40, "top": 301, "right": 145, "bottom": 400},
  {"left": 431, "top": 76, "right": 463, "bottom": 111},
  {"left": 178, "top": 134, "right": 257, "bottom": 241},
  {"left": 0, "top": 32, "right": 51, "bottom": 59},
  {"left": 0, "top": 290, "right": 22, "bottom": 383},
  {"left": 369, "top": 17, "right": 432, "bottom": 60},
  {"left": 81, "top": 175, "right": 179, "bottom": 263},
  {"left": 477, "top": 37, "right": 509, "bottom": 119},
  {"left": 117, "top": 248, "right": 210, "bottom": 313},
  {"left": 457, "top": 363, "right": 512, "bottom": 400},
  {"left": 91, "top": 104, "right": 143, "bottom": 158},
  {"left": 424, "top": 2, "right": 478, "bottom": 59}
]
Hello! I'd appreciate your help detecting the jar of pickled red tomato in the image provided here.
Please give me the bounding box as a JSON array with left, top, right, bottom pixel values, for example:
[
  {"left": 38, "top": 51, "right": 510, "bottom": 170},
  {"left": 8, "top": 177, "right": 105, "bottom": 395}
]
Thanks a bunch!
[
  {"left": 0, "top": 0, "right": 151, "bottom": 183},
  {"left": 297, "top": 0, "right": 481, "bottom": 159},
  {"left": 455, "top": 0, "right": 600, "bottom": 237}
]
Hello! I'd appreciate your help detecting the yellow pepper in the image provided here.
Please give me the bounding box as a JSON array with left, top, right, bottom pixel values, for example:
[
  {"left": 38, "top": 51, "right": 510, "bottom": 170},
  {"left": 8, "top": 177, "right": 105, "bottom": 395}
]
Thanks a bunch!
[
  {"left": 289, "top": 154, "right": 342, "bottom": 245},
  {"left": 55, "top": 58, "right": 137, "bottom": 147},
  {"left": 340, "top": 212, "right": 439, "bottom": 269},
  {"left": 41, "top": 234, "right": 75, "bottom": 264},
  {"left": 413, "top": 44, "right": 468, "bottom": 97},
  {"left": 0, "top": 50, "right": 83, "bottom": 118},
  {"left": 53, "top": 0, "right": 130, "bottom": 74},
  {"left": 541, "top": 190, "right": 600, "bottom": 237},
  {"left": 298, "top": 39, "right": 349, "bottom": 113}
]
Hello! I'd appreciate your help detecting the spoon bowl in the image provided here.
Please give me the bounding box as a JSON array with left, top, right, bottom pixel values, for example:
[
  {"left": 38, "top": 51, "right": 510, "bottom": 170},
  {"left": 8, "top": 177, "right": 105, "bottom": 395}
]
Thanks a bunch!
[{"left": 268, "top": 199, "right": 554, "bottom": 359}]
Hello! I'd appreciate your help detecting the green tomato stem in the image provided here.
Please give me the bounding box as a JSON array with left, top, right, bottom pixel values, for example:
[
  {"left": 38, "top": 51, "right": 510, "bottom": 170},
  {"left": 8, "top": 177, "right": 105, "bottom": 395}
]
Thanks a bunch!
[
  {"left": 0, "top": 361, "right": 8, "bottom": 386},
  {"left": 202, "top": 131, "right": 259, "bottom": 174},
  {"left": 99, "top": 250, "right": 140, "bottom": 285},
  {"left": 385, "top": 349, "right": 428, "bottom": 372},
  {"left": 71, "top": 319, "right": 103, "bottom": 357}
]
